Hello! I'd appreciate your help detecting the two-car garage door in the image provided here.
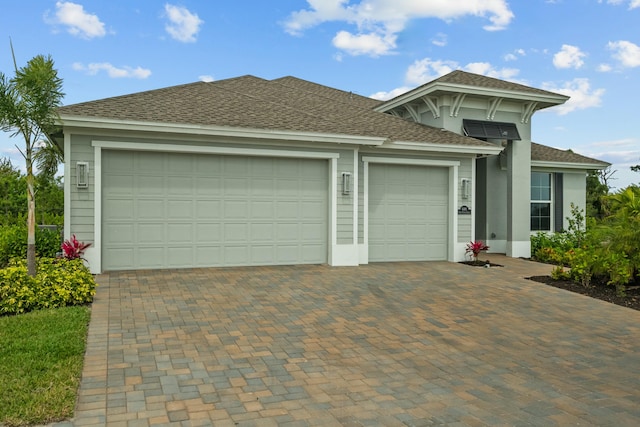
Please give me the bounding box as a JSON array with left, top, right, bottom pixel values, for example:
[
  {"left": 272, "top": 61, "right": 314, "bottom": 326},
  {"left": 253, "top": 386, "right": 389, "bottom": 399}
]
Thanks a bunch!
[{"left": 102, "top": 151, "right": 328, "bottom": 271}]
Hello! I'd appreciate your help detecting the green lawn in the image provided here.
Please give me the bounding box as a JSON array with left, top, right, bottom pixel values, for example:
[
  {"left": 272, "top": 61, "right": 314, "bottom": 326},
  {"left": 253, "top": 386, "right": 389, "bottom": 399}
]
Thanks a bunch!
[{"left": 0, "top": 306, "right": 90, "bottom": 426}]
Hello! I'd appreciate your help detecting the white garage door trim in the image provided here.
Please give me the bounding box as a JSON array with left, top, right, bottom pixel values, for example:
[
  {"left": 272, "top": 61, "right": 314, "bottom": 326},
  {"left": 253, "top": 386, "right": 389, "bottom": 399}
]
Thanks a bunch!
[
  {"left": 361, "top": 156, "right": 459, "bottom": 263},
  {"left": 88, "top": 140, "right": 340, "bottom": 273}
]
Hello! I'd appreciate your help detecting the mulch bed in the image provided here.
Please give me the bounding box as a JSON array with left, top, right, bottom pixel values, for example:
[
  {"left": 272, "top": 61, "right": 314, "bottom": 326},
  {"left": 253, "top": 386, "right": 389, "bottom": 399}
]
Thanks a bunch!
[
  {"left": 459, "top": 260, "right": 504, "bottom": 268},
  {"left": 527, "top": 275, "right": 640, "bottom": 312}
]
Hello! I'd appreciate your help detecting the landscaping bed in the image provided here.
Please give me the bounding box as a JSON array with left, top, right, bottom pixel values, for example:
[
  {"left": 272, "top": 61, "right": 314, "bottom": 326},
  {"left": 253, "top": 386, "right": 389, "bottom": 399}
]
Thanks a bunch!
[{"left": 528, "top": 275, "right": 640, "bottom": 311}]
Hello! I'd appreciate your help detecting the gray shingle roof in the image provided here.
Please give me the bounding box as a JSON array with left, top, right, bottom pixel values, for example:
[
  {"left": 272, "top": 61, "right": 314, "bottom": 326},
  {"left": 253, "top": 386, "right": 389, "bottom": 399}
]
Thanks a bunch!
[
  {"left": 57, "top": 75, "right": 496, "bottom": 148},
  {"left": 57, "top": 73, "right": 604, "bottom": 166},
  {"left": 531, "top": 142, "right": 609, "bottom": 166},
  {"left": 429, "top": 70, "right": 566, "bottom": 98}
]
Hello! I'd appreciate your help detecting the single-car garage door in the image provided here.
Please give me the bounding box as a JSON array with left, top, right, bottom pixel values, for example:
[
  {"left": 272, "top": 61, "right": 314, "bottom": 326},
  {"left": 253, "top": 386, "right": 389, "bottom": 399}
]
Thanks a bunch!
[
  {"left": 102, "top": 150, "right": 328, "bottom": 270},
  {"left": 368, "top": 163, "right": 448, "bottom": 262}
]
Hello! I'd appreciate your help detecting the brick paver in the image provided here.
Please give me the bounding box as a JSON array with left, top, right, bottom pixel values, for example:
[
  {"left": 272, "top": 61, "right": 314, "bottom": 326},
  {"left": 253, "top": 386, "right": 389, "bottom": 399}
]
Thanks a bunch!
[{"left": 55, "top": 256, "right": 640, "bottom": 426}]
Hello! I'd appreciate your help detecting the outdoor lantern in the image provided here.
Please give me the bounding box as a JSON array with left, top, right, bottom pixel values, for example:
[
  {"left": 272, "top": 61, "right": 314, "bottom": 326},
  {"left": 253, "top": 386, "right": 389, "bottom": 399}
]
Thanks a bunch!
[
  {"left": 461, "top": 178, "right": 471, "bottom": 199},
  {"left": 342, "top": 172, "right": 352, "bottom": 195},
  {"left": 76, "top": 162, "right": 89, "bottom": 188}
]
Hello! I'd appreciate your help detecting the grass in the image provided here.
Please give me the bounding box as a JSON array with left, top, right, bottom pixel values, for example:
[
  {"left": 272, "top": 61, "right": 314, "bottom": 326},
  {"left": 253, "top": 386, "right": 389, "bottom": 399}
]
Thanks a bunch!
[{"left": 0, "top": 306, "right": 90, "bottom": 426}]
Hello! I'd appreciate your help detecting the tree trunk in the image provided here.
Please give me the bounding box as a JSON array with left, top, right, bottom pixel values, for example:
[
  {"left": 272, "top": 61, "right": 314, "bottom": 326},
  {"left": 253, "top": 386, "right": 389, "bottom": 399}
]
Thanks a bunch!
[{"left": 26, "top": 158, "right": 36, "bottom": 277}]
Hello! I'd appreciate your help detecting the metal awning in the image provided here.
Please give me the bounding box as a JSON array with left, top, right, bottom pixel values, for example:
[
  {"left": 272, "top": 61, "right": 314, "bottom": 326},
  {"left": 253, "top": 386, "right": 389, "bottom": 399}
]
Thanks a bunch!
[{"left": 463, "top": 119, "right": 521, "bottom": 140}]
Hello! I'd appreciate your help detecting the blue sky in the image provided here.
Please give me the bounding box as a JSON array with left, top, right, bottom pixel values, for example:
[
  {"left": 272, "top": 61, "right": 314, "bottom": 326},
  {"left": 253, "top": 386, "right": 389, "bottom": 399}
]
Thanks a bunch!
[{"left": 1, "top": 0, "right": 639, "bottom": 189}]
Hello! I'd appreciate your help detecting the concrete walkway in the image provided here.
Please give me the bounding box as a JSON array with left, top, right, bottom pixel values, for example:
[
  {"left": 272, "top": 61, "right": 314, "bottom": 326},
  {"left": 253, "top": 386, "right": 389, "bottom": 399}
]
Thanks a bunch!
[{"left": 56, "top": 256, "right": 640, "bottom": 426}]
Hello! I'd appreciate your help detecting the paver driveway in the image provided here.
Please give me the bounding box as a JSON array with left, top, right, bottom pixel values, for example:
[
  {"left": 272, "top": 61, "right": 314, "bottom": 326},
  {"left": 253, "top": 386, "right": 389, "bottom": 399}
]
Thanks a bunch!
[{"left": 64, "top": 256, "right": 640, "bottom": 426}]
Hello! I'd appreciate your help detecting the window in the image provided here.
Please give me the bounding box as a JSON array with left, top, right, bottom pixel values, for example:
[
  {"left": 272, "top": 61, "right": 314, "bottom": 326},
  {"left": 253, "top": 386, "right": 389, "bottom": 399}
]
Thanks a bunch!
[{"left": 531, "top": 172, "right": 551, "bottom": 231}]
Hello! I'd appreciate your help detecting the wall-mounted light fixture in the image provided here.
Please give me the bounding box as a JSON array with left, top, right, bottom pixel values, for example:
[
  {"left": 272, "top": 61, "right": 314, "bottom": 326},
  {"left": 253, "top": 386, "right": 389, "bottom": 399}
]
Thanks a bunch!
[
  {"left": 342, "top": 172, "right": 352, "bottom": 195},
  {"left": 461, "top": 178, "right": 471, "bottom": 199},
  {"left": 76, "top": 162, "right": 89, "bottom": 188}
]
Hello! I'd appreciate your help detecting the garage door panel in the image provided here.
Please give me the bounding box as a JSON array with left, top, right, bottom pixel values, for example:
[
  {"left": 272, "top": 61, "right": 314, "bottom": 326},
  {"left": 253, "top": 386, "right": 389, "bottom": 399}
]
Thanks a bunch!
[
  {"left": 138, "top": 247, "right": 164, "bottom": 268},
  {"left": 195, "top": 246, "right": 221, "bottom": 266},
  {"left": 276, "top": 223, "right": 299, "bottom": 240},
  {"left": 250, "top": 201, "right": 274, "bottom": 218},
  {"left": 138, "top": 200, "right": 165, "bottom": 219},
  {"left": 276, "top": 245, "right": 299, "bottom": 263},
  {"left": 167, "top": 223, "right": 192, "bottom": 243},
  {"left": 369, "top": 163, "right": 448, "bottom": 262},
  {"left": 195, "top": 177, "right": 222, "bottom": 196},
  {"left": 250, "top": 245, "right": 275, "bottom": 263},
  {"left": 104, "top": 175, "right": 134, "bottom": 196},
  {"left": 224, "top": 246, "right": 249, "bottom": 264},
  {"left": 137, "top": 175, "right": 164, "bottom": 195},
  {"left": 108, "top": 248, "right": 135, "bottom": 269},
  {"left": 224, "top": 223, "right": 248, "bottom": 242},
  {"left": 250, "top": 223, "right": 274, "bottom": 241},
  {"left": 167, "top": 200, "right": 193, "bottom": 219},
  {"left": 276, "top": 201, "right": 298, "bottom": 218},
  {"left": 167, "top": 176, "right": 193, "bottom": 195},
  {"left": 103, "top": 151, "right": 327, "bottom": 270},
  {"left": 104, "top": 223, "right": 135, "bottom": 244},
  {"left": 195, "top": 224, "right": 221, "bottom": 243},
  {"left": 223, "top": 200, "right": 248, "bottom": 218},
  {"left": 196, "top": 200, "right": 221, "bottom": 218},
  {"left": 138, "top": 224, "right": 164, "bottom": 243},
  {"left": 104, "top": 199, "right": 134, "bottom": 218},
  {"left": 138, "top": 152, "right": 164, "bottom": 172}
]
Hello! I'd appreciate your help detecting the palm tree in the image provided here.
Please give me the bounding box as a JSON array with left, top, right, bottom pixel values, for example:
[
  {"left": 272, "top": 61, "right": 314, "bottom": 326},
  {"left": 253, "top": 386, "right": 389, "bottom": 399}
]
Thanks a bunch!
[{"left": 0, "top": 44, "right": 64, "bottom": 275}]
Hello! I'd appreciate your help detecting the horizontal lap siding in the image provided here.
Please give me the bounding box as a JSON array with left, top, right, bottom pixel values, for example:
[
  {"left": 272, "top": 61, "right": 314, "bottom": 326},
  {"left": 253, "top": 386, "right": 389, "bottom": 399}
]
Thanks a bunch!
[{"left": 69, "top": 136, "right": 95, "bottom": 243}]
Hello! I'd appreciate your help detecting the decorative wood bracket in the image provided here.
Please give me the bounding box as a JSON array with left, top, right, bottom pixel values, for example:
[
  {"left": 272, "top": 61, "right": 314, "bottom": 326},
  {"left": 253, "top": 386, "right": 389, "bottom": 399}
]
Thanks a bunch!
[
  {"left": 521, "top": 102, "right": 538, "bottom": 123},
  {"left": 450, "top": 93, "right": 466, "bottom": 117},
  {"left": 421, "top": 96, "right": 440, "bottom": 119},
  {"left": 404, "top": 104, "right": 420, "bottom": 122},
  {"left": 487, "top": 97, "right": 503, "bottom": 120}
]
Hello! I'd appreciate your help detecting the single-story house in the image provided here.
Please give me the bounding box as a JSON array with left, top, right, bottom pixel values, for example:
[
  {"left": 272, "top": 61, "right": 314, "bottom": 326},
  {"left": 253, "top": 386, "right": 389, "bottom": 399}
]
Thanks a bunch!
[{"left": 54, "top": 70, "right": 609, "bottom": 273}]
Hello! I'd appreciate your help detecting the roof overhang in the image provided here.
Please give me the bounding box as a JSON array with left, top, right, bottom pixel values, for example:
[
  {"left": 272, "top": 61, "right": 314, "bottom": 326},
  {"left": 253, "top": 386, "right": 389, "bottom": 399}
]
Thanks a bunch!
[
  {"left": 382, "top": 140, "right": 504, "bottom": 156},
  {"left": 58, "top": 115, "right": 388, "bottom": 146},
  {"left": 532, "top": 160, "right": 610, "bottom": 170},
  {"left": 376, "top": 82, "right": 569, "bottom": 113}
]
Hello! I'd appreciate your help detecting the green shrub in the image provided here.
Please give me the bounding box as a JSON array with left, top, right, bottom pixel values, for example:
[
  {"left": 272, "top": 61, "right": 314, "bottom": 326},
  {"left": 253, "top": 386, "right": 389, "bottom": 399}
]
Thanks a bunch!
[
  {"left": 0, "top": 258, "right": 96, "bottom": 316},
  {"left": 0, "top": 225, "right": 62, "bottom": 267}
]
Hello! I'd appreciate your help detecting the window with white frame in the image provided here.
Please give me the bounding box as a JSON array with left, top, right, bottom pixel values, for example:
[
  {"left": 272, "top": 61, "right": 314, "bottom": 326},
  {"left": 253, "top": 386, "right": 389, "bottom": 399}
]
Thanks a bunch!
[{"left": 531, "top": 172, "right": 552, "bottom": 231}]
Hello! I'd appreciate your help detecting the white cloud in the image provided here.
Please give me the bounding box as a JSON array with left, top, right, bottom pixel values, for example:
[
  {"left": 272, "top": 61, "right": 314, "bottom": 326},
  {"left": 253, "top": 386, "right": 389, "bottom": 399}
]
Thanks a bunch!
[
  {"left": 597, "top": 63, "right": 613, "bottom": 72},
  {"left": 607, "top": 40, "right": 640, "bottom": 67},
  {"left": 371, "top": 58, "right": 522, "bottom": 100},
  {"left": 332, "top": 30, "right": 397, "bottom": 56},
  {"left": 370, "top": 86, "right": 413, "bottom": 101},
  {"left": 431, "top": 33, "right": 447, "bottom": 47},
  {"left": 47, "top": 1, "right": 106, "bottom": 39},
  {"left": 164, "top": 4, "right": 203, "bottom": 43},
  {"left": 284, "top": 0, "right": 514, "bottom": 56},
  {"left": 199, "top": 75, "right": 214, "bottom": 82},
  {"left": 553, "top": 44, "right": 586, "bottom": 69},
  {"left": 73, "top": 62, "right": 152, "bottom": 79},
  {"left": 504, "top": 48, "right": 525, "bottom": 61},
  {"left": 542, "top": 78, "right": 605, "bottom": 115},
  {"left": 601, "top": 0, "right": 640, "bottom": 9}
]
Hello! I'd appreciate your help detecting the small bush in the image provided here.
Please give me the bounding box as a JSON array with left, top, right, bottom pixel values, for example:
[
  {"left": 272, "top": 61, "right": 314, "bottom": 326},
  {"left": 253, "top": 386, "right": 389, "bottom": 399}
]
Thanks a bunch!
[
  {"left": 0, "top": 258, "right": 96, "bottom": 316},
  {"left": 0, "top": 225, "right": 61, "bottom": 267}
]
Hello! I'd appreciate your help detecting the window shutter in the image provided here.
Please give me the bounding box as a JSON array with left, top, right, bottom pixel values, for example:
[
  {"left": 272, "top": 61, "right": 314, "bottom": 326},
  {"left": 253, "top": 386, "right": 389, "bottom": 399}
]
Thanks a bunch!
[{"left": 554, "top": 173, "right": 564, "bottom": 232}]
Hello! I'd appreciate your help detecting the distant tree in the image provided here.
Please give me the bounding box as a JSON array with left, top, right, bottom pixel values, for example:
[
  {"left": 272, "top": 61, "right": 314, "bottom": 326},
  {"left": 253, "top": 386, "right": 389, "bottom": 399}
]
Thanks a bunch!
[
  {"left": 586, "top": 167, "right": 614, "bottom": 219},
  {"left": 0, "top": 44, "right": 64, "bottom": 275},
  {"left": 0, "top": 157, "right": 26, "bottom": 222}
]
